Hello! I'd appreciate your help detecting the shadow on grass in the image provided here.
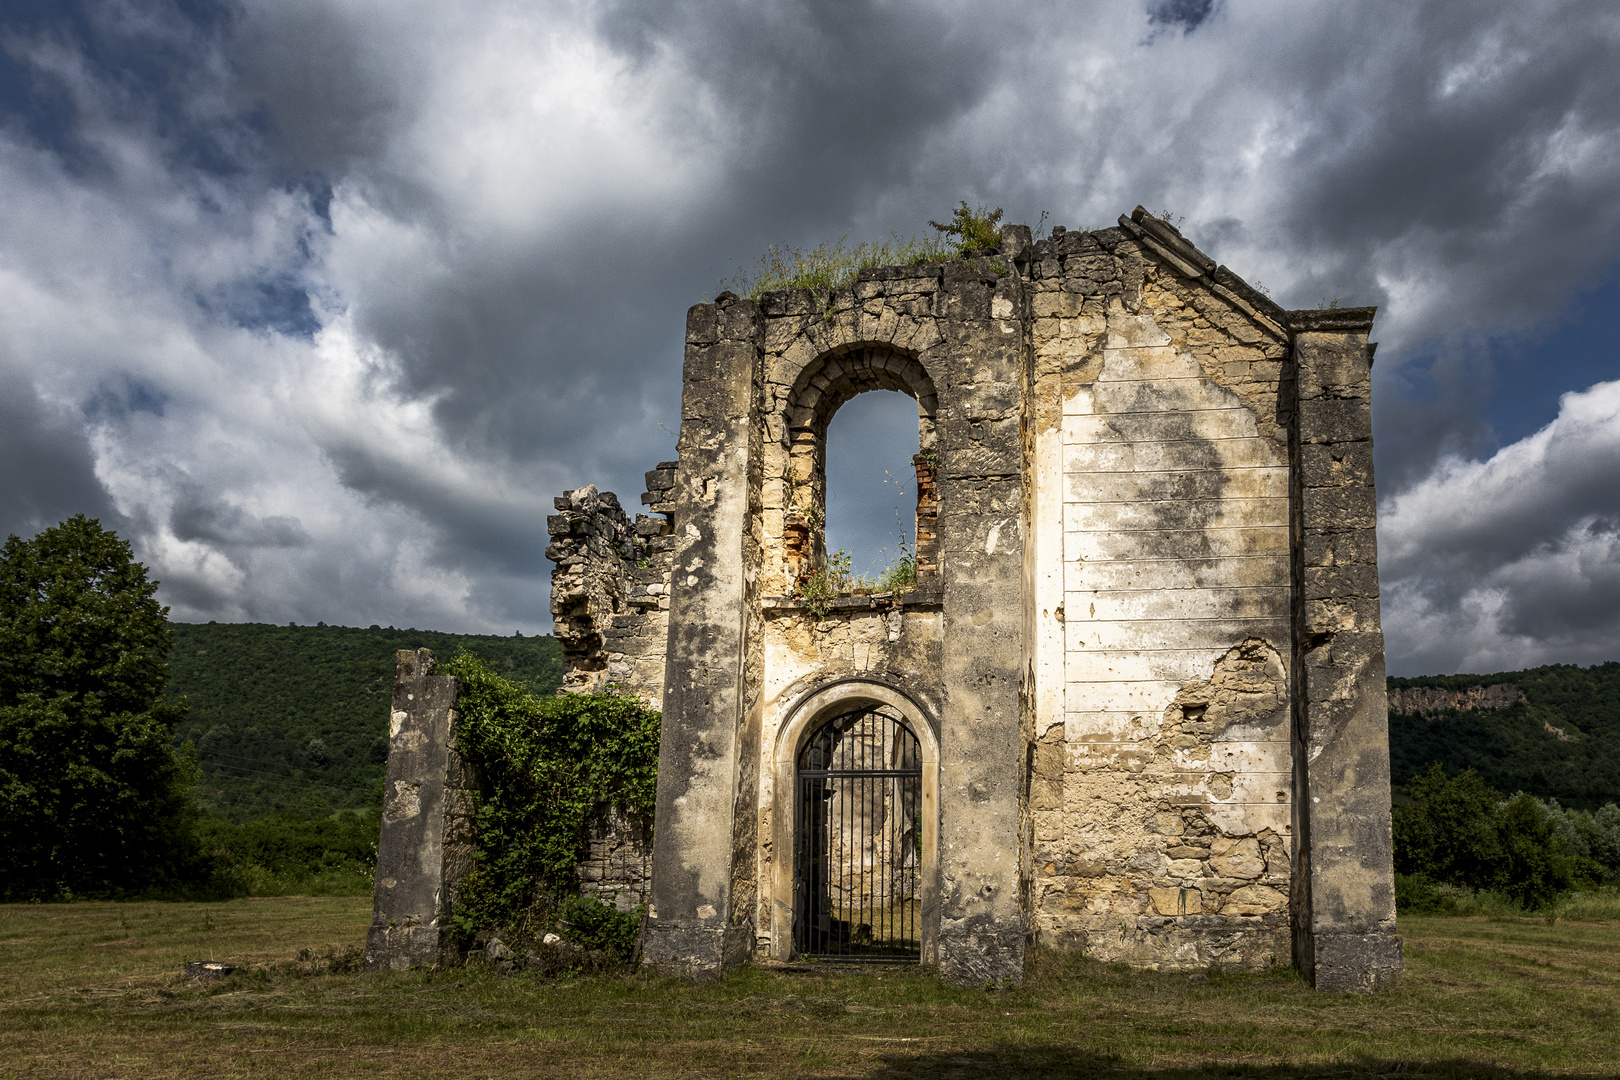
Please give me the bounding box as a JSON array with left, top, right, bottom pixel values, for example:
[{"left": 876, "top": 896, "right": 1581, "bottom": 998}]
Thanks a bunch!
[{"left": 863, "top": 1053, "right": 1606, "bottom": 1079}]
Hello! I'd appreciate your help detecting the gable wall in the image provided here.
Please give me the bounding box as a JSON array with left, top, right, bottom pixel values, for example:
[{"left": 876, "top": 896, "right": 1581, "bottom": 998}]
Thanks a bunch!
[{"left": 1026, "top": 226, "right": 1297, "bottom": 968}]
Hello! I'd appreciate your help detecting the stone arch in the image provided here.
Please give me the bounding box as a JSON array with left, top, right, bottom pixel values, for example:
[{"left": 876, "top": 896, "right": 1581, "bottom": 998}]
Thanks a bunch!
[
  {"left": 779, "top": 345, "right": 940, "bottom": 583},
  {"left": 767, "top": 677, "right": 940, "bottom": 962}
]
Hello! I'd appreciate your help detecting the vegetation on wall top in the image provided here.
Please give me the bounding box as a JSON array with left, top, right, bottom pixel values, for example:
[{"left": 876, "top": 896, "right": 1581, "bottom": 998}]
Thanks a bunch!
[{"left": 726, "top": 202, "right": 1009, "bottom": 302}]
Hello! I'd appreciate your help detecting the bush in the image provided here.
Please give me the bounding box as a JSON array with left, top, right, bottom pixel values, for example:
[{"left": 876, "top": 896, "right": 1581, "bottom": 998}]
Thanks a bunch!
[
  {"left": 1392, "top": 764, "right": 1604, "bottom": 912},
  {"left": 928, "top": 201, "right": 1006, "bottom": 255},
  {"left": 1394, "top": 873, "right": 1459, "bottom": 915},
  {"left": 194, "top": 810, "right": 379, "bottom": 897},
  {"left": 556, "top": 895, "right": 642, "bottom": 963}
]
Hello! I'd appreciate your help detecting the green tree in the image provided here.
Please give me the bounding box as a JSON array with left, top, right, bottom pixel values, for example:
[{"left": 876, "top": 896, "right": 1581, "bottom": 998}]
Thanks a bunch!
[
  {"left": 1496, "top": 792, "right": 1575, "bottom": 909},
  {"left": 1392, "top": 764, "right": 1504, "bottom": 886},
  {"left": 0, "top": 516, "right": 195, "bottom": 899}
]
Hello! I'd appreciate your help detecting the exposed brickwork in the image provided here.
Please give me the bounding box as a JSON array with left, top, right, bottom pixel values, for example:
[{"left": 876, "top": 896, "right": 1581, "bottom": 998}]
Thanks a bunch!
[{"left": 576, "top": 806, "right": 652, "bottom": 912}]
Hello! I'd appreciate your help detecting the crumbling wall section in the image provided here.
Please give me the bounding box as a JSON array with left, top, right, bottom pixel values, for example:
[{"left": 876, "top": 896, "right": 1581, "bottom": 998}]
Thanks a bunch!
[
  {"left": 547, "top": 473, "right": 676, "bottom": 708},
  {"left": 366, "top": 649, "right": 474, "bottom": 971},
  {"left": 545, "top": 474, "right": 675, "bottom": 913}
]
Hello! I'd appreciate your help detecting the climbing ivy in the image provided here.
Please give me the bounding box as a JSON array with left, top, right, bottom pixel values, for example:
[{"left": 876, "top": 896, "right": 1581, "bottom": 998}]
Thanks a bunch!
[{"left": 442, "top": 652, "right": 660, "bottom": 937}]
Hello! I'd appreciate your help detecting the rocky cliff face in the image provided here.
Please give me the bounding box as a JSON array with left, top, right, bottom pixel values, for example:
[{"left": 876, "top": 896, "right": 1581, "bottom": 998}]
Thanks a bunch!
[{"left": 1387, "top": 683, "right": 1526, "bottom": 715}]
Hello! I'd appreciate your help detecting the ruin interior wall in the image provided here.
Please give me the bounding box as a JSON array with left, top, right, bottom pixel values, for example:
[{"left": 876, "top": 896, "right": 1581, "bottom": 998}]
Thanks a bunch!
[
  {"left": 544, "top": 474, "right": 678, "bottom": 909},
  {"left": 546, "top": 470, "right": 677, "bottom": 708}
]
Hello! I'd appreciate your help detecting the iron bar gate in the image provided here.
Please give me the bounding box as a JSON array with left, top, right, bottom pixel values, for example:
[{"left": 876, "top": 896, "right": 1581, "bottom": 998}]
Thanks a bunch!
[{"left": 794, "top": 707, "right": 922, "bottom": 961}]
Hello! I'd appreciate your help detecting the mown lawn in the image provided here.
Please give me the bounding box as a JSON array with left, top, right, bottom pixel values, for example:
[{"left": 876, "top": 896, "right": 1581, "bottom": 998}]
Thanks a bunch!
[{"left": 1, "top": 897, "right": 1617, "bottom": 1078}]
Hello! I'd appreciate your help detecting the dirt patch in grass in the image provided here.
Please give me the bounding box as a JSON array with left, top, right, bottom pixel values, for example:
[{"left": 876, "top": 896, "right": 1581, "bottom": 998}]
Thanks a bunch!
[{"left": 1, "top": 900, "right": 1617, "bottom": 1078}]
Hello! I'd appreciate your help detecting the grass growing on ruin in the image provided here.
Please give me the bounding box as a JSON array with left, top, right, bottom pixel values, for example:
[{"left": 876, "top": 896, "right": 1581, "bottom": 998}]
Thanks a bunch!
[
  {"left": 3, "top": 898, "right": 1620, "bottom": 1078},
  {"left": 728, "top": 232, "right": 959, "bottom": 301}
]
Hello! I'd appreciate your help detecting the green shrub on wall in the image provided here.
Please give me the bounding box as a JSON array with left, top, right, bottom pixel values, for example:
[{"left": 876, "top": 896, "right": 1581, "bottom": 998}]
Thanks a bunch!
[{"left": 442, "top": 652, "right": 659, "bottom": 943}]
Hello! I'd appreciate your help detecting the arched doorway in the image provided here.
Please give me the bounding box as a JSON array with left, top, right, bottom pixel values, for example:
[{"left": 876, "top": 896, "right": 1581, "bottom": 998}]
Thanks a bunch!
[{"left": 794, "top": 705, "right": 922, "bottom": 960}]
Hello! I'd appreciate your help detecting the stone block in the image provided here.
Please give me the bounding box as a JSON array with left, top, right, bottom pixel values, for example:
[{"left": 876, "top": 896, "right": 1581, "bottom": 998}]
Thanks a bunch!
[
  {"left": 1298, "top": 397, "right": 1372, "bottom": 445},
  {"left": 1209, "top": 839, "right": 1265, "bottom": 879},
  {"left": 1220, "top": 884, "right": 1286, "bottom": 916},
  {"left": 1149, "top": 887, "right": 1200, "bottom": 916}
]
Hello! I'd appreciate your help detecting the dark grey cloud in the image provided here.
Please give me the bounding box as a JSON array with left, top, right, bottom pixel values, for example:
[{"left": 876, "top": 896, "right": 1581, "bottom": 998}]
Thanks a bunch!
[
  {"left": 0, "top": 0, "right": 1617, "bottom": 663},
  {"left": 169, "top": 485, "right": 308, "bottom": 550},
  {"left": 0, "top": 374, "right": 117, "bottom": 542}
]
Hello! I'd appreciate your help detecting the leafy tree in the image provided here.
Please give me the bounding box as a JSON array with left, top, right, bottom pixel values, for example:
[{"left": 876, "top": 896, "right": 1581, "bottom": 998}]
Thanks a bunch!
[
  {"left": 1393, "top": 764, "right": 1582, "bottom": 910},
  {"left": 1392, "top": 764, "right": 1503, "bottom": 885},
  {"left": 1496, "top": 792, "right": 1575, "bottom": 909},
  {"left": 0, "top": 516, "right": 195, "bottom": 899}
]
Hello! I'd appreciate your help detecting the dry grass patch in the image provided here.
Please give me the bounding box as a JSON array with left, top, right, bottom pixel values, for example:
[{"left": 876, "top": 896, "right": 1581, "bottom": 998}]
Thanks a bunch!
[{"left": 1, "top": 900, "right": 1617, "bottom": 1078}]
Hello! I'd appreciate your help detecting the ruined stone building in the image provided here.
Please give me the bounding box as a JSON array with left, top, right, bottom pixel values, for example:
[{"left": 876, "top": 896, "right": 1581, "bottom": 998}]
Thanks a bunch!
[
  {"left": 373, "top": 207, "right": 1400, "bottom": 992},
  {"left": 546, "top": 207, "right": 1400, "bottom": 991}
]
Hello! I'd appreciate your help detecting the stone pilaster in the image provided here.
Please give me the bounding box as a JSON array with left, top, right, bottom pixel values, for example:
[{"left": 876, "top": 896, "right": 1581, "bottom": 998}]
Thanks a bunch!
[
  {"left": 365, "top": 649, "right": 474, "bottom": 971},
  {"left": 934, "top": 227, "right": 1031, "bottom": 987},
  {"left": 640, "top": 296, "right": 763, "bottom": 978},
  {"left": 1288, "top": 308, "right": 1402, "bottom": 992}
]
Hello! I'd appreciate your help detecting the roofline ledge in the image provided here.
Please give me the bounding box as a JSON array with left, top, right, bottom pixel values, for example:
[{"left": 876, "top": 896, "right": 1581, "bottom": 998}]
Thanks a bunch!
[{"left": 1286, "top": 307, "right": 1378, "bottom": 333}]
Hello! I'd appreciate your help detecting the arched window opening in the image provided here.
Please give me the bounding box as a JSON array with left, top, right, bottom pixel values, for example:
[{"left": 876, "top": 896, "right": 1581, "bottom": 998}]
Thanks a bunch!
[
  {"left": 824, "top": 391, "right": 922, "bottom": 589},
  {"left": 794, "top": 705, "right": 922, "bottom": 960},
  {"left": 780, "top": 346, "right": 939, "bottom": 596}
]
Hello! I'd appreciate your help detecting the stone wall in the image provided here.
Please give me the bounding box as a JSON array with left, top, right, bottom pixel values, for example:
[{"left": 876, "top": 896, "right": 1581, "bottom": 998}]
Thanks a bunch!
[
  {"left": 1024, "top": 212, "right": 1298, "bottom": 970},
  {"left": 546, "top": 473, "right": 676, "bottom": 707},
  {"left": 576, "top": 806, "right": 653, "bottom": 912}
]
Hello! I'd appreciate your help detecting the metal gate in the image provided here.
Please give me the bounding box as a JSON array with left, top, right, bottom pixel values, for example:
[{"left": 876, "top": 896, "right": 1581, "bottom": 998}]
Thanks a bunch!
[{"left": 794, "top": 706, "right": 922, "bottom": 961}]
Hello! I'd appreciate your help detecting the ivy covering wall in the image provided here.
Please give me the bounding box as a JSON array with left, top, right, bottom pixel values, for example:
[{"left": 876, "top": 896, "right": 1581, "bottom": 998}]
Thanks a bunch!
[{"left": 442, "top": 652, "right": 659, "bottom": 950}]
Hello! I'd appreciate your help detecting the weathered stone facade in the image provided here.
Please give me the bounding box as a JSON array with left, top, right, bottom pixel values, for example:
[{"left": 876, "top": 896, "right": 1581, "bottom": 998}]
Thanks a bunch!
[{"left": 601, "top": 207, "right": 1400, "bottom": 991}]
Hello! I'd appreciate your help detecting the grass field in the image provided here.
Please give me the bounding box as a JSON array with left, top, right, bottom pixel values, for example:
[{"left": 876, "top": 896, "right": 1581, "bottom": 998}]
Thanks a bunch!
[{"left": 2, "top": 898, "right": 1618, "bottom": 1079}]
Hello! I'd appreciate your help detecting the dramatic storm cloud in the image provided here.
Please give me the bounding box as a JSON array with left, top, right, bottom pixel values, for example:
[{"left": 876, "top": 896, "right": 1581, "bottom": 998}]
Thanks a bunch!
[{"left": 1, "top": 0, "right": 1616, "bottom": 671}]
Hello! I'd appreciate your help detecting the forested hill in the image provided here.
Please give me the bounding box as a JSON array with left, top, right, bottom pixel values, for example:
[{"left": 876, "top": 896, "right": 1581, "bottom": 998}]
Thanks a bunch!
[
  {"left": 1388, "top": 662, "right": 1620, "bottom": 809},
  {"left": 167, "top": 623, "right": 563, "bottom": 821}
]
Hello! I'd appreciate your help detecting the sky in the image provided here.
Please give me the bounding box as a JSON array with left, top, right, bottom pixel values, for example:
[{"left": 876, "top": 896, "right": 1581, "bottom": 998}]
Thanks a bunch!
[{"left": 1, "top": 0, "right": 1617, "bottom": 677}]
